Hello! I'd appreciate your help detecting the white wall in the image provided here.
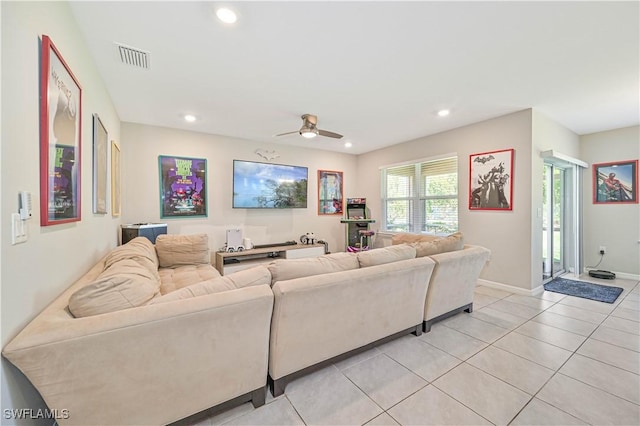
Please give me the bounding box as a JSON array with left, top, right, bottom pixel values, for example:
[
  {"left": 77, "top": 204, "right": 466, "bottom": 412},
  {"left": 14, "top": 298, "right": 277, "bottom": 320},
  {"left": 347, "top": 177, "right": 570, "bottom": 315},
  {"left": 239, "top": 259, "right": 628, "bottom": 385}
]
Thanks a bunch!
[
  {"left": 581, "top": 126, "right": 640, "bottom": 277},
  {"left": 1, "top": 1, "right": 121, "bottom": 420},
  {"left": 121, "top": 123, "right": 357, "bottom": 254},
  {"left": 531, "top": 110, "right": 581, "bottom": 288},
  {"left": 356, "top": 110, "right": 534, "bottom": 290}
]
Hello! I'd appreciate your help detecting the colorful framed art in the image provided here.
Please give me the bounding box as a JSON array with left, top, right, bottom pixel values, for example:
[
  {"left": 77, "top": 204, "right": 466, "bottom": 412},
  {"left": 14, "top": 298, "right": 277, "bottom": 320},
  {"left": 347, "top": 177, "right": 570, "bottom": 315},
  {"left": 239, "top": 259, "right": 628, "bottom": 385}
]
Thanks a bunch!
[
  {"left": 39, "top": 35, "right": 82, "bottom": 225},
  {"left": 593, "top": 160, "right": 638, "bottom": 204},
  {"left": 158, "top": 155, "right": 207, "bottom": 218},
  {"left": 318, "top": 170, "right": 343, "bottom": 215},
  {"left": 469, "top": 148, "right": 514, "bottom": 211}
]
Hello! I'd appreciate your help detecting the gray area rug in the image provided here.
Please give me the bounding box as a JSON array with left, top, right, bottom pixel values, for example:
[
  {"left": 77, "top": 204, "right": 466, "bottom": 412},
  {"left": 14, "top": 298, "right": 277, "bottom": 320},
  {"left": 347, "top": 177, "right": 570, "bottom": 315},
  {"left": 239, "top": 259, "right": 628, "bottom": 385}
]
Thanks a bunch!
[{"left": 544, "top": 278, "right": 623, "bottom": 304}]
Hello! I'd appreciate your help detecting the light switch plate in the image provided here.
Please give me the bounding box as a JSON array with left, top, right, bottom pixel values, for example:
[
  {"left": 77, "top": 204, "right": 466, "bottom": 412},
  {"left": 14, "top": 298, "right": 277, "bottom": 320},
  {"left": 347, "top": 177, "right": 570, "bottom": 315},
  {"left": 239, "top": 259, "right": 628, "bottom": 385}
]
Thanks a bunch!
[{"left": 12, "top": 213, "right": 27, "bottom": 245}]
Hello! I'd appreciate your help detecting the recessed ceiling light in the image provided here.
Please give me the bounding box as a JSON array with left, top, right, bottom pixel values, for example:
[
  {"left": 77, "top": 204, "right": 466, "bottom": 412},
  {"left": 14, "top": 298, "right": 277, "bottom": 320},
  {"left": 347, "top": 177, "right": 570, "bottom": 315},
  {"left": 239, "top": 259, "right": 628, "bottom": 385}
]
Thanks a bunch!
[
  {"left": 216, "top": 8, "right": 237, "bottom": 24},
  {"left": 437, "top": 109, "right": 450, "bottom": 117},
  {"left": 344, "top": 142, "right": 352, "bottom": 148},
  {"left": 184, "top": 114, "right": 197, "bottom": 122}
]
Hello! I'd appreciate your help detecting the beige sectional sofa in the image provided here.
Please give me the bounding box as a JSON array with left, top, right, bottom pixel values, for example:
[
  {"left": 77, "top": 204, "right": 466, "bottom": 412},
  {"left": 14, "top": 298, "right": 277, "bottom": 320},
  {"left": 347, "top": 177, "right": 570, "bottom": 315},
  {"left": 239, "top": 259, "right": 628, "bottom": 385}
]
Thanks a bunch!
[
  {"left": 267, "top": 245, "right": 436, "bottom": 396},
  {"left": 390, "top": 232, "right": 492, "bottom": 332},
  {"left": 3, "top": 231, "right": 490, "bottom": 425},
  {"left": 2, "top": 235, "right": 274, "bottom": 426}
]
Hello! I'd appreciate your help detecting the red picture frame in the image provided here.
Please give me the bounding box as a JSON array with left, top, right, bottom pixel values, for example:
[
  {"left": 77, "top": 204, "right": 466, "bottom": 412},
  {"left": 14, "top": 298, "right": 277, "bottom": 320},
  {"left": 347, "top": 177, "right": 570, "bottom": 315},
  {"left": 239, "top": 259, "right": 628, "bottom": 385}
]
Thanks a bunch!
[
  {"left": 593, "top": 160, "right": 638, "bottom": 204},
  {"left": 469, "top": 148, "right": 514, "bottom": 211},
  {"left": 318, "top": 170, "right": 344, "bottom": 215},
  {"left": 40, "top": 35, "right": 82, "bottom": 225}
]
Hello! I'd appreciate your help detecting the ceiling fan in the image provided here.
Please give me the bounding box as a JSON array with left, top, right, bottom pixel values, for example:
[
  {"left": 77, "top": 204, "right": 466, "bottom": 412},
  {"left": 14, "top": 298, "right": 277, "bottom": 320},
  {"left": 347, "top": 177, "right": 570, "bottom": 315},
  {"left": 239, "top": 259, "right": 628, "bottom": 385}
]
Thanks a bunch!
[{"left": 276, "top": 114, "right": 343, "bottom": 139}]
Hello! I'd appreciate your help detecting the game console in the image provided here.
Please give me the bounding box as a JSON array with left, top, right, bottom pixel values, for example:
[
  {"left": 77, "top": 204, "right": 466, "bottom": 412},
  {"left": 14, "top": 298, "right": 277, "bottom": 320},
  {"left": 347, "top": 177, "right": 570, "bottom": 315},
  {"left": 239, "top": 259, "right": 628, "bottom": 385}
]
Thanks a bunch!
[{"left": 225, "top": 228, "right": 244, "bottom": 252}]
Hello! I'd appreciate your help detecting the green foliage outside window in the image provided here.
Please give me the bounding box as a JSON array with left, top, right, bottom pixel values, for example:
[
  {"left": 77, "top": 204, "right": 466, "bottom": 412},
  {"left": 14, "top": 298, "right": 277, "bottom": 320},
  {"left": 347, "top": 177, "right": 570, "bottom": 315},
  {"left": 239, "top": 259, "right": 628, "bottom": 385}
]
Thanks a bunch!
[{"left": 382, "top": 157, "right": 458, "bottom": 234}]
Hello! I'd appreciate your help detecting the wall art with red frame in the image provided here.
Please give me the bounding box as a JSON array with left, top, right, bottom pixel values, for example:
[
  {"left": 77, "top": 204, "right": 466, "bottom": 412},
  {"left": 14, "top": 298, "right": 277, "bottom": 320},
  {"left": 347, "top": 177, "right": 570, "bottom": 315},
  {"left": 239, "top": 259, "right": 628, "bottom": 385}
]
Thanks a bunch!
[
  {"left": 469, "top": 148, "right": 514, "bottom": 211},
  {"left": 593, "top": 160, "right": 638, "bottom": 204},
  {"left": 40, "top": 35, "right": 82, "bottom": 225},
  {"left": 318, "top": 170, "right": 344, "bottom": 215}
]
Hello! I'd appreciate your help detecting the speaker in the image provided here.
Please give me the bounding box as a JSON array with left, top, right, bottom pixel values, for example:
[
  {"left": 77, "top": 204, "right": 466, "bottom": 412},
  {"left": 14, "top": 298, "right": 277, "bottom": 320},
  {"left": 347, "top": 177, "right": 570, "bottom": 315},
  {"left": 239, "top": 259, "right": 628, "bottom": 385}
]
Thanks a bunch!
[{"left": 121, "top": 223, "right": 167, "bottom": 245}]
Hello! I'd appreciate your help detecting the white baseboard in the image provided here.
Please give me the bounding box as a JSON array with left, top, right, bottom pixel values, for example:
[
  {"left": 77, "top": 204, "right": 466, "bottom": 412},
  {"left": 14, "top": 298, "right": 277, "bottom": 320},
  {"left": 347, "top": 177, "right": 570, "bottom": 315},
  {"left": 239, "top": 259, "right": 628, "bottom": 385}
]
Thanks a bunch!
[
  {"left": 479, "top": 271, "right": 640, "bottom": 299},
  {"left": 477, "top": 279, "right": 540, "bottom": 296}
]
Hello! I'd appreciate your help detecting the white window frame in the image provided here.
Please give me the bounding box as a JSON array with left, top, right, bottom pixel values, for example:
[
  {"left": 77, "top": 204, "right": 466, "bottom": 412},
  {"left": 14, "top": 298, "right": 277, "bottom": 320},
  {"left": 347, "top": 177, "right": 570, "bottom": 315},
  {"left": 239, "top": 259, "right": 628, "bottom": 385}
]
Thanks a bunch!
[{"left": 380, "top": 154, "right": 458, "bottom": 235}]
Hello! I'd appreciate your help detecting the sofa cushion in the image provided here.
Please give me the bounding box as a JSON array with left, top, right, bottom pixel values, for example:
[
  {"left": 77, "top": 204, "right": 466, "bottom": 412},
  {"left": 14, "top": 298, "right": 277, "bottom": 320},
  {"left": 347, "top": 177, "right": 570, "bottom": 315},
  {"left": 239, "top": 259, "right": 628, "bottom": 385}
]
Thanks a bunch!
[
  {"left": 268, "top": 252, "right": 358, "bottom": 285},
  {"left": 104, "top": 237, "right": 160, "bottom": 281},
  {"left": 391, "top": 233, "right": 439, "bottom": 245},
  {"left": 150, "top": 266, "right": 271, "bottom": 304},
  {"left": 223, "top": 265, "right": 272, "bottom": 289},
  {"left": 412, "top": 232, "right": 464, "bottom": 257},
  {"left": 69, "top": 258, "right": 160, "bottom": 317},
  {"left": 159, "top": 264, "right": 221, "bottom": 295},
  {"left": 155, "top": 233, "right": 210, "bottom": 268},
  {"left": 357, "top": 244, "right": 416, "bottom": 268}
]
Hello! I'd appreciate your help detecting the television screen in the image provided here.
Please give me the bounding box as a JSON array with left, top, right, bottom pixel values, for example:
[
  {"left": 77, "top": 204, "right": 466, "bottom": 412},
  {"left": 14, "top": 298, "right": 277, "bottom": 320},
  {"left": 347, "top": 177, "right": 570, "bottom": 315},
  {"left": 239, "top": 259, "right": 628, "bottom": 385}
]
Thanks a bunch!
[{"left": 233, "top": 160, "right": 308, "bottom": 208}]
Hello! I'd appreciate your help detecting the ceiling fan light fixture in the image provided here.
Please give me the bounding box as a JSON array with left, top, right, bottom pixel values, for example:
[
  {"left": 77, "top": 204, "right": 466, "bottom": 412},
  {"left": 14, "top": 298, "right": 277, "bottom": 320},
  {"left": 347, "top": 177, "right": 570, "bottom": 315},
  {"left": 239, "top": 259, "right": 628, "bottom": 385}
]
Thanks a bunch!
[
  {"left": 276, "top": 114, "right": 342, "bottom": 139},
  {"left": 300, "top": 129, "right": 318, "bottom": 138}
]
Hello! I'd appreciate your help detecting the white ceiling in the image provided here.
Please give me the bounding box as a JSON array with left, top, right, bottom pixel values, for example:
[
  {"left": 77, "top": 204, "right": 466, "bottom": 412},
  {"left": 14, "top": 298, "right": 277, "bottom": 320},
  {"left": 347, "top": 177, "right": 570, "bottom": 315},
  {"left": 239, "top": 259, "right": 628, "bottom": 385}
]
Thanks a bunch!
[{"left": 70, "top": 1, "right": 639, "bottom": 155}]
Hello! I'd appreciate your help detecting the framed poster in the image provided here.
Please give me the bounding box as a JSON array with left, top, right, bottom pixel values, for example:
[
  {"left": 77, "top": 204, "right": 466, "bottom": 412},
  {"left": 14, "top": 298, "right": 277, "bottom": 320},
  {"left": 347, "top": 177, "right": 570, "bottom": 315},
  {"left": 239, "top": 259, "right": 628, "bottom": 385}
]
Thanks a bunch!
[
  {"left": 318, "top": 170, "right": 343, "bottom": 215},
  {"left": 158, "top": 155, "right": 207, "bottom": 218},
  {"left": 92, "top": 114, "right": 108, "bottom": 214},
  {"left": 593, "top": 160, "right": 638, "bottom": 204},
  {"left": 39, "top": 35, "right": 82, "bottom": 225},
  {"left": 111, "top": 141, "right": 121, "bottom": 216},
  {"left": 469, "top": 148, "right": 514, "bottom": 211}
]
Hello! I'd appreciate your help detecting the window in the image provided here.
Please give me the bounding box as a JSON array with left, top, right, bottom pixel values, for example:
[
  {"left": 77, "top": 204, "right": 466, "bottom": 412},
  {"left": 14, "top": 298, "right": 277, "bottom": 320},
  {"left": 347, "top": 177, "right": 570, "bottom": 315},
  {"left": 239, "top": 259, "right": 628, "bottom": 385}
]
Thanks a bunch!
[{"left": 381, "top": 156, "right": 458, "bottom": 234}]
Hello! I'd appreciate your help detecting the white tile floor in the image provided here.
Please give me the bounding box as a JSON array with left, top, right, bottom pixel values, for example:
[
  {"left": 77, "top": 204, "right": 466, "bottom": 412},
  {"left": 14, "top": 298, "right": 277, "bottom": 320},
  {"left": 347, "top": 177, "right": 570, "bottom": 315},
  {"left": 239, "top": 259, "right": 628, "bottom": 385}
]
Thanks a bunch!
[{"left": 195, "top": 275, "right": 640, "bottom": 425}]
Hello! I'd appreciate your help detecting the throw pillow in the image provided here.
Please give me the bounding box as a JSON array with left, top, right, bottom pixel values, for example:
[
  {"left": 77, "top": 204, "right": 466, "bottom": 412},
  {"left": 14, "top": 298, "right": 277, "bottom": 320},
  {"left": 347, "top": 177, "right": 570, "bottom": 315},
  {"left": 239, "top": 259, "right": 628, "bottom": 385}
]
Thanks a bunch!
[
  {"left": 69, "top": 259, "right": 160, "bottom": 317},
  {"left": 412, "top": 232, "right": 464, "bottom": 257},
  {"left": 104, "top": 237, "right": 160, "bottom": 281},
  {"left": 357, "top": 244, "right": 417, "bottom": 268},
  {"left": 155, "top": 233, "right": 210, "bottom": 268},
  {"left": 391, "top": 232, "right": 439, "bottom": 245}
]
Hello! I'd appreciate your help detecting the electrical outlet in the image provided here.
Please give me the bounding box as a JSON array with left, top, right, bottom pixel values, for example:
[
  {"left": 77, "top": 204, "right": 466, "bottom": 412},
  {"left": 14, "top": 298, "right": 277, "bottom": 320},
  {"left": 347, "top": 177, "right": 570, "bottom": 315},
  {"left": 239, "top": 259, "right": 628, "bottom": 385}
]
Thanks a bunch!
[{"left": 599, "top": 246, "right": 606, "bottom": 255}]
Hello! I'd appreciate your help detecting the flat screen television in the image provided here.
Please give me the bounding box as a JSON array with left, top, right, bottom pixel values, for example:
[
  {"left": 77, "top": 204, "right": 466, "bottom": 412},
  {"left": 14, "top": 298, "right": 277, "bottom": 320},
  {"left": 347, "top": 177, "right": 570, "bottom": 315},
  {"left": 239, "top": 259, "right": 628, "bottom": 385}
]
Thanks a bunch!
[{"left": 233, "top": 160, "right": 308, "bottom": 208}]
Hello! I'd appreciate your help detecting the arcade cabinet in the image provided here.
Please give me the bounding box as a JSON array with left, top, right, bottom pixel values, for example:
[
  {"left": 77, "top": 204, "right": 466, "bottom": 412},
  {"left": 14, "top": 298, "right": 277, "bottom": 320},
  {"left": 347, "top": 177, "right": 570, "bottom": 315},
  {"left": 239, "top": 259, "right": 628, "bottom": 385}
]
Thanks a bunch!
[{"left": 340, "top": 198, "right": 375, "bottom": 251}]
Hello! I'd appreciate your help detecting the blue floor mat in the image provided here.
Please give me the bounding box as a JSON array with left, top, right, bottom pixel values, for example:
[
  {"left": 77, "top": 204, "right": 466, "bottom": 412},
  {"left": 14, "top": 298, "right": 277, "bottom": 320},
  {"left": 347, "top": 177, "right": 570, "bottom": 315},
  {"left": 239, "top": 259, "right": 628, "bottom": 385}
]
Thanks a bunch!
[{"left": 543, "top": 278, "right": 623, "bottom": 304}]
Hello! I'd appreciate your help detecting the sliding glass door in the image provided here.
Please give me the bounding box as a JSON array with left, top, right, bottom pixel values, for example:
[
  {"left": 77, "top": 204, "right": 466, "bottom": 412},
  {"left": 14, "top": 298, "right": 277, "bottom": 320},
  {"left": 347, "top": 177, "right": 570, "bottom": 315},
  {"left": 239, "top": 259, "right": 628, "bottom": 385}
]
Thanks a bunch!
[{"left": 543, "top": 164, "right": 565, "bottom": 280}]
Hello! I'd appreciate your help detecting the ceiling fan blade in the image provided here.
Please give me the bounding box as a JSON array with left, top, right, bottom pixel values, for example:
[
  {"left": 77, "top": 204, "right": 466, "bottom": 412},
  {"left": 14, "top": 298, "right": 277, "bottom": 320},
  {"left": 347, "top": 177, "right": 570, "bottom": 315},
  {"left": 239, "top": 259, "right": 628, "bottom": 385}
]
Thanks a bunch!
[
  {"left": 275, "top": 130, "right": 299, "bottom": 137},
  {"left": 317, "top": 129, "right": 343, "bottom": 139}
]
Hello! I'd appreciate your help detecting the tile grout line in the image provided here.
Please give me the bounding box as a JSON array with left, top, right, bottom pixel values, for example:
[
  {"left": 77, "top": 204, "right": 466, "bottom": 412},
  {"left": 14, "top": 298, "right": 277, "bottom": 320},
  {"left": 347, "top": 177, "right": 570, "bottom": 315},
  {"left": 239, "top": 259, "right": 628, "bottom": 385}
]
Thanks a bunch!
[
  {"left": 506, "top": 284, "right": 640, "bottom": 424},
  {"left": 433, "top": 285, "right": 637, "bottom": 424},
  {"left": 215, "top": 280, "right": 639, "bottom": 426},
  {"left": 342, "top": 352, "right": 428, "bottom": 425}
]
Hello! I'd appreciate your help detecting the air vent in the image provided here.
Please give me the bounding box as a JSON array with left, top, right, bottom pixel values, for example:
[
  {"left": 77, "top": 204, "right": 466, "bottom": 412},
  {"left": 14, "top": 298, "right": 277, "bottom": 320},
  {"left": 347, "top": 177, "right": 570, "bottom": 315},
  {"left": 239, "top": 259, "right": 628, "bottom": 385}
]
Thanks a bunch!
[{"left": 115, "top": 43, "right": 150, "bottom": 69}]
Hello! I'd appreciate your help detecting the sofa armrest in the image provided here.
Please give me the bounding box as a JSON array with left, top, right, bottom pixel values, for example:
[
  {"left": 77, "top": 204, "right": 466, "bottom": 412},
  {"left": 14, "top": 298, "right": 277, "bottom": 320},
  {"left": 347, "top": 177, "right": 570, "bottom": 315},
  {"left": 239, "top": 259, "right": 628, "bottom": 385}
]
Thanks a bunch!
[
  {"left": 3, "top": 285, "right": 274, "bottom": 426},
  {"left": 424, "top": 245, "right": 491, "bottom": 321}
]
